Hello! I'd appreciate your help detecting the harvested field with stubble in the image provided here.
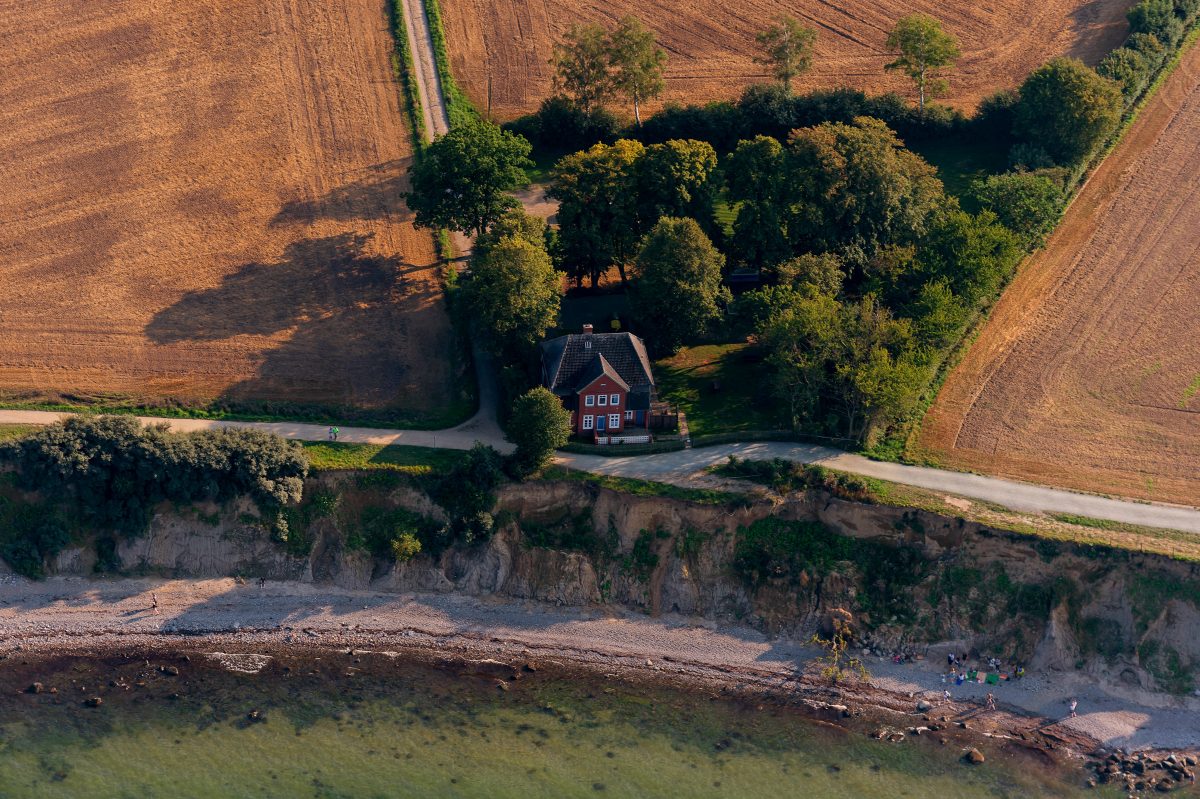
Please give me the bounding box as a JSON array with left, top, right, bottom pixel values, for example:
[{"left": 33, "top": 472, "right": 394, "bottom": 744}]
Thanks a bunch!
[
  {"left": 439, "top": 0, "right": 1132, "bottom": 120},
  {"left": 917, "top": 42, "right": 1200, "bottom": 507},
  {"left": 0, "top": 0, "right": 459, "bottom": 421}
]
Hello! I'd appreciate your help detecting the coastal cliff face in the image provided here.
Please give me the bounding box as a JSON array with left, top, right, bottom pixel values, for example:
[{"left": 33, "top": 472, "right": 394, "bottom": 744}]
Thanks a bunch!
[{"left": 45, "top": 475, "right": 1200, "bottom": 694}]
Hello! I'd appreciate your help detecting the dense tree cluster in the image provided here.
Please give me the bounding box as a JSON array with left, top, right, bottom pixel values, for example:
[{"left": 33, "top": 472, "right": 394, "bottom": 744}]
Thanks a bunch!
[
  {"left": 549, "top": 138, "right": 719, "bottom": 287},
  {"left": 0, "top": 416, "right": 309, "bottom": 575}
]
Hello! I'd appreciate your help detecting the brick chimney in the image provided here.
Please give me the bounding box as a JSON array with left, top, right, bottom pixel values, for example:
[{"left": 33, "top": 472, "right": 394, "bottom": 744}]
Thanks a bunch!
[{"left": 582, "top": 324, "right": 593, "bottom": 335}]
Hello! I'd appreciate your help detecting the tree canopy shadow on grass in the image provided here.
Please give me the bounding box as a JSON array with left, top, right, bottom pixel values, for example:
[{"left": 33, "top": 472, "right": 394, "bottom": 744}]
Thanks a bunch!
[
  {"left": 270, "top": 160, "right": 413, "bottom": 226},
  {"left": 144, "top": 232, "right": 453, "bottom": 412}
]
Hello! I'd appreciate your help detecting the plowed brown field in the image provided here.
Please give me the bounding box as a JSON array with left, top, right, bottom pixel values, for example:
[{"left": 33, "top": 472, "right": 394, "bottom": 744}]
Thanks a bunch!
[
  {"left": 917, "top": 42, "right": 1200, "bottom": 507},
  {"left": 0, "top": 0, "right": 456, "bottom": 417},
  {"left": 440, "top": 0, "right": 1132, "bottom": 120}
]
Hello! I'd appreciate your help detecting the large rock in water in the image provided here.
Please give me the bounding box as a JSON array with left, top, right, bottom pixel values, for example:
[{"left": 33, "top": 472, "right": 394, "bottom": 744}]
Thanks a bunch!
[{"left": 964, "top": 748, "right": 985, "bottom": 765}]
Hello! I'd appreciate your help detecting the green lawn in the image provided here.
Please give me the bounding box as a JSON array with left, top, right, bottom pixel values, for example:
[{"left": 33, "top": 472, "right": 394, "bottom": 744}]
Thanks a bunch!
[
  {"left": 301, "top": 441, "right": 465, "bottom": 474},
  {"left": 654, "top": 343, "right": 787, "bottom": 437},
  {"left": 0, "top": 424, "right": 36, "bottom": 442},
  {"left": 909, "top": 136, "right": 1008, "bottom": 204}
]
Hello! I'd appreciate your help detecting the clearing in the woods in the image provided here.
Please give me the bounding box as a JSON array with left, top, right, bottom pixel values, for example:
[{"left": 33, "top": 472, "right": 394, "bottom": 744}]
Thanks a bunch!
[
  {"left": 438, "top": 0, "right": 1132, "bottom": 119},
  {"left": 916, "top": 42, "right": 1200, "bottom": 506},
  {"left": 0, "top": 0, "right": 462, "bottom": 424}
]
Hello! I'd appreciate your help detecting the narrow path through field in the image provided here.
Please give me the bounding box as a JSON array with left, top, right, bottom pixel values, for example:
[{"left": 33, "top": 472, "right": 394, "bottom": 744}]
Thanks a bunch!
[{"left": 2, "top": 410, "right": 1199, "bottom": 532}]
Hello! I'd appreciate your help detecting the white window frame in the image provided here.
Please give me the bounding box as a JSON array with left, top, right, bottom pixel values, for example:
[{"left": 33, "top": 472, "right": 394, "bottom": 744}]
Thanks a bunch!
[
  {"left": 624, "top": 410, "right": 634, "bottom": 421},
  {"left": 582, "top": 415, "right": 594, "bottom": 430},
  {"left": 609, "top": 393, "right": 619, "bottom": 406},
  {"left": 584, "top": 395, "right": 595, "bottom": 407},
  {"left": 597, "top": 394, "right": 608, "bottom": 407},
  {"left": 608, "top": 414, "right": 621, "bottom": 429}
]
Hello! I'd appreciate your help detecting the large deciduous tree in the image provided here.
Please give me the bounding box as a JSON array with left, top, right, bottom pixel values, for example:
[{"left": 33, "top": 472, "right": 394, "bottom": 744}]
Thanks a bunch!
[
  {"left": 629, "top": 217, "right": 730, "bottom": 355},
  {"left": 884, "top": 14, "right": 960, "bottom": 113},
  {"left": 1013, "top": 58, "right": 1122, "bottom": 166},
  {"left": 634, "top": 139, "right": 718, "bottom": 232},
  {"left": 549, "top": 139, "right": 645, "bottom": 288},
  {"left": 785, "top": 117, "right": 944, "bottom": 263},
  {"left": 462, "top": 236, "right": 561, "bottom": 357},
  {"left": 755, "top": 16, "right": 818, "bottom": 93},
  {"left": 551, "top": 23, "right": 616, "bottom": 113},
  {"left": 405, "top": 119, "right": 532, "bottom": 237},
  {"left": 608, "top": 16, "right": 667, "bottom": 126},
  {"left": 725, "top": 135, "right": 790, "bottom": 268}
]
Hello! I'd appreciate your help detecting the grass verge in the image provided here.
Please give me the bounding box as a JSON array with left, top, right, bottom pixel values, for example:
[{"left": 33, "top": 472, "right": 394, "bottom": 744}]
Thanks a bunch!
[
  {"left": 540, "top": 465, "right": 749, "bottom": 507},
  {"left": 388, "top": 0, "right": 427, "bottom": 145},
  {"left": 302, "top": 441, "right": 465, "bottom": 474},
  {"left": 423, "top": 0, "right": 477, "bottom": 128},
  {"left": 0, "top": 396, "right": 475, "bottom": 432}
]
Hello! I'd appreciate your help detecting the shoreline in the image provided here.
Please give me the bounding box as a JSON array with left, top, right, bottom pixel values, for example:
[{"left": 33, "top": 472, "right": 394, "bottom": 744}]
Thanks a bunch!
[{"left": 3, "top": 576, "right": 1198, "bottom": 761}]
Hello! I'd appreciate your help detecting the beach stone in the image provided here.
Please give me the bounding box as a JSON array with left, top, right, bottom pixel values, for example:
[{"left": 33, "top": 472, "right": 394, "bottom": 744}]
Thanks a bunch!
[
  {"left": 964, "top": 748, "right": 985, "bottom": 765},
  {"left": 160, "top": 665, "right": 180, "bottom": 676},
  {"left": 25, "top": 682, "right": 44, "bottom": 694},
  {"left": 916, "top": 700, "right": 932, "bottom": 712},
  {"left": 84, "top": 697, "right": 103, "bottom": 707}
]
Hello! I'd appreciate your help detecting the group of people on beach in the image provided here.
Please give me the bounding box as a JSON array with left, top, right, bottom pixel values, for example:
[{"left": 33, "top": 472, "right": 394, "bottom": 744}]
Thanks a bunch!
[{"left": 942, "top": 651, "right": 1024, "bottom": 688}]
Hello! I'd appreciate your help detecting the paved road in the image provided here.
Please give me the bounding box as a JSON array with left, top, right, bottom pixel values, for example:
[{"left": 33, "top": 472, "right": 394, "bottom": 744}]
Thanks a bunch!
[
  {"left": 564, "top": 442, "right": 1200, "bottom": 534},
  {"left": 0, "top": 407, "right": 511, "bottom": 454},
  {"left": 3, "top": 410, "right": 1199, "bottom": 532}
]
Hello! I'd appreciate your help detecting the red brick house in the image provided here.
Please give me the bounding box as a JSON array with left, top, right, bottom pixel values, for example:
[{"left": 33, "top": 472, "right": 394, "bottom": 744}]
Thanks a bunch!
[{"left": 539, "top": 325, "right": 657, "bottom": 441}]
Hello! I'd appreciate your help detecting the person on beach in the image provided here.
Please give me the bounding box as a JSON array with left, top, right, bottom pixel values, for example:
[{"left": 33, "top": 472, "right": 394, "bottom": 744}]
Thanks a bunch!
[
  {"left": 942, "top": 689, "right": 951, "bottom": 705},
  {"left": 151, "top": 593, "right": 159, "bottom": 615},
  {"left": 985, "top": 692, "right": 996, "bottom": 712},
  {"left": 1069, "top": 698, "right": 1078, "bottom": 717},
  {"left": 947, "top": 652, "right": 956, "bottom": 668},
  {"left": 1016, "top": 664, "right": 1025, "bottom": 680}
]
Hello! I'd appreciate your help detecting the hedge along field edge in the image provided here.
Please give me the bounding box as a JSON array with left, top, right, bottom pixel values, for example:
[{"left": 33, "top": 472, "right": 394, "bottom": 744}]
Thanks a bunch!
[
  {"left": 891, "top": 21, "right": 1200, "bottom": 466},
  {"left": 423, "top": 0, "right": 479, "bottom": 128},
  {"left": 387, "top": 0, "right": 427, "bottom": 147}
]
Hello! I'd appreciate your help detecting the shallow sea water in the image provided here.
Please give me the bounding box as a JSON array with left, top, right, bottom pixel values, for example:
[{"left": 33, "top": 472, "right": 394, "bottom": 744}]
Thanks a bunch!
[{"left": 0, "top": 651, "right": 1108, "bottom": 798}]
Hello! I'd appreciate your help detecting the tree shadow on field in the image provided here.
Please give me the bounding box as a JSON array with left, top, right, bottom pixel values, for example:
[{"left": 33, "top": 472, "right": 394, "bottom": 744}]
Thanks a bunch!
[
  {"left": 1065, "top": 0, "right": 1132, "bottom": 61},
  {"left": 145, "top": 232, "right": 450, "bottom": 408},
  {"left": 271, "top": 160, "right": 414, "bottom": 226}
]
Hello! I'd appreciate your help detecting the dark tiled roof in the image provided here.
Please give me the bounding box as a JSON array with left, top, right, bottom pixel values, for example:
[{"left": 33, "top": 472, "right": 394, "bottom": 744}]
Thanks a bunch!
[
  {"left": 541, "top": 332, "right": 655, "bottom": 397},
  {"left": 573, "top": 353, "right": 630, "bottom": 392}
]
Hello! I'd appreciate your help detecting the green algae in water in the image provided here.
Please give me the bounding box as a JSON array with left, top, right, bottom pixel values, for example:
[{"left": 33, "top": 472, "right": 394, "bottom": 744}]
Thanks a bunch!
[{"left": 0, "top": 653, "right": 1106, "bottom": 798}]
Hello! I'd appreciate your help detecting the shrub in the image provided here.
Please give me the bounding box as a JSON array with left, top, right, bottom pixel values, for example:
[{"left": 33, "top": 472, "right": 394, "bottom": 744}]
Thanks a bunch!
[
  {"left": 391, "top": 532, "right": 422, "bottom": 562},
  {"left": 504, "top": 95, "right": 622, "bottom": 154},
  {"left": 425, "top": 443, "right": 505, "bottom": 545},
  {"left": 0, "top": 501, "right": 70, "bottom": 579},
  {"left": 507, "top": 387, "right": 572, "bottom": 477},
  {"left": 970, "top": 171, "right": 1064, "bottom": 248},
  {"left": 1098, "top": 47, "right": 1154, "bottom": 98}
]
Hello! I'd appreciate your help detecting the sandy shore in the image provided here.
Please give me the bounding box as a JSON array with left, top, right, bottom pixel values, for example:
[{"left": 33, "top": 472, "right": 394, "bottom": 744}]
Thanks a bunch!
[{"left": 3, "top": 575, "right": 1199, "bottom": 756}]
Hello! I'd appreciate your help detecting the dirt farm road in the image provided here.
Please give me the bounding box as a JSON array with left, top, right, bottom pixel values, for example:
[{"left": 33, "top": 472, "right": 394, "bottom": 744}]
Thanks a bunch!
[{"left": 2, "top": 409, "right": 1199, "bottom": 533}]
